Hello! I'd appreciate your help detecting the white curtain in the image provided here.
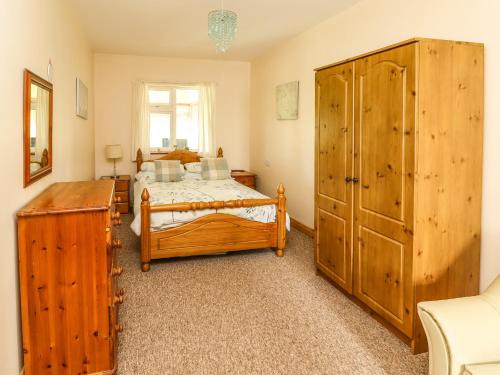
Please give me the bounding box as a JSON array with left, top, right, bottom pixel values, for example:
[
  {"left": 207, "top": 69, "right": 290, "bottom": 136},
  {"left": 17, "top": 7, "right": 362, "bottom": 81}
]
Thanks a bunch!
[
  {"left": 131, "top": 81, "right": 151, "bottom": 160},
  {"left": 197, "top": 83, "right": 216, "bottom": 157},
  {"left": 35, "top": 88, "right": 49, "bottom": 161}
]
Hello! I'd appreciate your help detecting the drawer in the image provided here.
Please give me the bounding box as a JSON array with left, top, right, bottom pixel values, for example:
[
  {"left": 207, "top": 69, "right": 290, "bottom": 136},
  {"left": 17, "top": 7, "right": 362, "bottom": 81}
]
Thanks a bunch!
[
  {"left": 115, "top": 203, "right": 129, "bottom": 214},
  {"left": 235, "top": 176, "right": 255, "bottom": 188},
  {"left": 115, "top": 180, "right": 129, "bottom": 192},
  {"left": 115, "top": 191, "right": 129, "bottom": 203}
]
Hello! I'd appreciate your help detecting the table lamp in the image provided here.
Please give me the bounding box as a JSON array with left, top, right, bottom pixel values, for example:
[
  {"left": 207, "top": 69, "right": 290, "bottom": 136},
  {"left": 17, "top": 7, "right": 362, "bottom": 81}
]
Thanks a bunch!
[{"left": 105, "top": 144, "right": 122, "bottom": 179}]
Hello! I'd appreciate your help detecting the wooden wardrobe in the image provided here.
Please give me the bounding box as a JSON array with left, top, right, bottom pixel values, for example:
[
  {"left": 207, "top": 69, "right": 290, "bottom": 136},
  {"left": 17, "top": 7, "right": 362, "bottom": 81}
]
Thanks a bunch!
[
  {"left": 314, "top": 38, "right": 483, "bottom": 353},
  {"left": 17, "top": 180, "right": 124, "bottom": 374}
]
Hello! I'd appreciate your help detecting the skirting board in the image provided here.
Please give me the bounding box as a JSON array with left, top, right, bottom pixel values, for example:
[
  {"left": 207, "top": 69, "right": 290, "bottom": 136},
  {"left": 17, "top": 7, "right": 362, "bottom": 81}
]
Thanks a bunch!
[{"left": 290, "top": 217, "right": 314, "bottom": 238}]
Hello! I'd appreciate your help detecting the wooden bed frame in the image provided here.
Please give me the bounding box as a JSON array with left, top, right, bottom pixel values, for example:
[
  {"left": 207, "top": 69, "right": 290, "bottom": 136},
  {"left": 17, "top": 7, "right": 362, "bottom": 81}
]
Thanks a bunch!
[{"left": 135, "top": 148, "right": 286, "bottom": 271}]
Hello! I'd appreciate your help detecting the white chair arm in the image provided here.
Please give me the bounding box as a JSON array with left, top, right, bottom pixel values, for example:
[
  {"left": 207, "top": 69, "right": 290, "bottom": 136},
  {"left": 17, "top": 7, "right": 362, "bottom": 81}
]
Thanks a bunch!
[{"left": 418, "top": 296, "right": 500, "bottom": 375}]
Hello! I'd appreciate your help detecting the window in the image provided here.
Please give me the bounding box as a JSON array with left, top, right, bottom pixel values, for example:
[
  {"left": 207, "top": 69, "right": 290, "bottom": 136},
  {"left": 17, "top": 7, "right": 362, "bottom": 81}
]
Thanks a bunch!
[{"left": 148, "top": 86, "right": 200, "bottom": 152}]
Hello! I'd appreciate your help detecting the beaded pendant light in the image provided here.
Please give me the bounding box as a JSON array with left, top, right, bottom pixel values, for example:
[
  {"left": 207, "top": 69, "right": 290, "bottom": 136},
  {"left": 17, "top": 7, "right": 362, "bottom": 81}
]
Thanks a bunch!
[{"left": 208, "top": 1, "right": 238, "bottom": 53}]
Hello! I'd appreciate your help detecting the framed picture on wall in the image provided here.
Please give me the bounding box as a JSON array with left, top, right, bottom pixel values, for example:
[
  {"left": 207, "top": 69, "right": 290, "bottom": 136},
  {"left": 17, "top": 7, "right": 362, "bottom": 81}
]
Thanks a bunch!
[
  {"left": 276, "top": 80, "right": 299, "bottom": 120},
  {"left": 76, "top": 78, "right": 88, "bottom": 119}
]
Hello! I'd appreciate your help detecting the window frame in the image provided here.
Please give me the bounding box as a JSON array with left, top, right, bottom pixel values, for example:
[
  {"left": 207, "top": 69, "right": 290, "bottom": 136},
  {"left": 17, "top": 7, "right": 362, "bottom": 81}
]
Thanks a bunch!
[{"left": 147, "top": 85, "right": 199, "bottom": 153}]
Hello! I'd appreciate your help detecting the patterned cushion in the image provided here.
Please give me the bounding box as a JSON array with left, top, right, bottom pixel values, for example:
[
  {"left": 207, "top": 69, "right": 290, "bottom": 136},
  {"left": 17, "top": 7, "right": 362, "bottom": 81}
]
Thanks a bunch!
[
  {"left": 201, "top": 158, "right": 230, "bottom": 180},
  {"left": 154, "top": 160, "right": 183, "bottom": 182}
]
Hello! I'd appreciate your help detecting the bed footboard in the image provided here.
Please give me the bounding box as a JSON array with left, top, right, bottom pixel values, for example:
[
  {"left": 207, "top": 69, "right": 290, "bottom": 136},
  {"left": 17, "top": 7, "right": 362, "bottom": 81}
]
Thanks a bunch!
[{"left": 140, "top": 184, "right": 286, "bottom": 271}]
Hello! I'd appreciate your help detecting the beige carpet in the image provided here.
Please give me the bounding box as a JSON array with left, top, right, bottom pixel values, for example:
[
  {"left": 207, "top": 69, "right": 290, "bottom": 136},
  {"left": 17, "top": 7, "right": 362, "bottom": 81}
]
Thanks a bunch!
[{"left": 116, "top": 215, "right": 428, "bottom": 374}]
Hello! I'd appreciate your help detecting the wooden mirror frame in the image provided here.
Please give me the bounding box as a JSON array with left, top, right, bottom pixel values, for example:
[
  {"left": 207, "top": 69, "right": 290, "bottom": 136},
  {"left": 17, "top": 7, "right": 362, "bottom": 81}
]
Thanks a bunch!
[{"left": 23, "top": 69, "right": 53, "bottom": 187}]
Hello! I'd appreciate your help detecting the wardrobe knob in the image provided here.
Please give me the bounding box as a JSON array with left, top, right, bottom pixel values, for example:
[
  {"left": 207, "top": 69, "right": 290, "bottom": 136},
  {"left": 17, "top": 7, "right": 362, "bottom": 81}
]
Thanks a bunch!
[
  {"left": 113, "top": 294, "right": 124, "bottom": 305},
  {"left": 112, "top": 239, "right": 123, "bottom": 249},
  {"left": 111, "top": 266, "right": 123, "bottom": 276},
  {"left": 115, "top": 323, "right": 124, "bottom": 333},
  {"left": 352, "top": 177, "right": 359, "bottom": 184},
  {"left": 117, "top": 288, "right": 125, "bottom": 297},
  {"left": 345, "top": 176, "right": 352, "bottom": 183}
]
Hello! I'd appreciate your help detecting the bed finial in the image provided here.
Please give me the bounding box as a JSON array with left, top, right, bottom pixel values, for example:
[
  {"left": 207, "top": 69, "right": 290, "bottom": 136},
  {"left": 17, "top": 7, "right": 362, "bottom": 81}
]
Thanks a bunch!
[
  {"left": 141, "top": 188, "right": 150, "bottom": 202},
  {"left": 217, "top": 147, "right": 223, "bottom": 158},
  {"left": 277, "top": 183, "right": 285, "bottom": 195},
  {"left": 137, "top": 148, "right": 143, "bottom": 173}
]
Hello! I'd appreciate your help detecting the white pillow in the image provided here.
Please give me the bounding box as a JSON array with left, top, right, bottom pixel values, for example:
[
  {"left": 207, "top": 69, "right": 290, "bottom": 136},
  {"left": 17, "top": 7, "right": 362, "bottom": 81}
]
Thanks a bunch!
[
  {"left": 135, "top": 171, "right": 155, "bottom": 182},
  {"left": 140, "top": 161, "right": 155, "bottom": 172},
  {"left": 184, "top": 162, "right": 201, "bottom": 174}
]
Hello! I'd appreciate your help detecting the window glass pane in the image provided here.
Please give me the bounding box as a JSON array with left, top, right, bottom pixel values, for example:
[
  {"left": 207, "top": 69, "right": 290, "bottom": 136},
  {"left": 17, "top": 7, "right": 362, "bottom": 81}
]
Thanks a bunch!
[
  {"left": 176, "top": 89, "right": 199, "bottom": 104},
  {"left": 150, "top": 113, "right": 171, "bottom": 148},
  {"left": 176, "top": 104, "right": 198, "bottom": 150},
  {"left": 149, "top": 90, "right": 170, "bottom": 105},
  {"left": 31, "top": 85, "right": 38, "bottom": 100}
]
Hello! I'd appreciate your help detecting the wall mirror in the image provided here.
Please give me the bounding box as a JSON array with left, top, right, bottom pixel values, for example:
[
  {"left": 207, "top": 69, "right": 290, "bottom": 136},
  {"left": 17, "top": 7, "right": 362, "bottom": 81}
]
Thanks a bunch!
[{"left": 23, "top": 69, "right": 53, "bottom": 187}]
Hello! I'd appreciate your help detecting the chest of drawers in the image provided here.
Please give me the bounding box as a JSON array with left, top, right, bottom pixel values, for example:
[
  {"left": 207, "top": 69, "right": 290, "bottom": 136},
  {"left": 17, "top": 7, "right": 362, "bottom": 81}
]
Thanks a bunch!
[{"left": 17, "top": 180, "right": 124, "bottom": 374}]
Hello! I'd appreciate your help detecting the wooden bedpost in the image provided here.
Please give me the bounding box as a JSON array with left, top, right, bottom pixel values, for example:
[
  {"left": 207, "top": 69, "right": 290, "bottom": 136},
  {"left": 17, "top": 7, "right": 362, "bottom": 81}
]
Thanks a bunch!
[
  {"left": 41, "top": 148, "right": 49, "bottom": 167},
  {"left": 136, "top": 148, "right": 143, "bottom": 173},
  {"left": 275, "top": 183, "right": 286, "bottom": 257},
  {"left": 141, "top": 188, "right": 151, "bottom": 271},
  {"left": 217, "top": 147, "right": 223, "bottom": 158}
]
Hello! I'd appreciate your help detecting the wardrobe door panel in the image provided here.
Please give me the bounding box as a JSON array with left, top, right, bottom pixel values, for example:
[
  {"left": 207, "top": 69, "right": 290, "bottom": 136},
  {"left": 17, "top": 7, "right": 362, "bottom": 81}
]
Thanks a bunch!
[
  {"left": 315, "top": 63, "right": 354, "bottom": 293},
  {"left": 318, "top": 210, "right": 347, "bottom": 282},
  {"left": 353, "top": 45, "right": 416, "bottom": 336}
]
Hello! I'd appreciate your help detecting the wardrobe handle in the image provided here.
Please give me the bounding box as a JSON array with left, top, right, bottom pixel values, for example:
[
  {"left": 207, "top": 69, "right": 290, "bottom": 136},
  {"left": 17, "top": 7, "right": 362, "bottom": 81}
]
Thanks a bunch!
[{"left": 345, "top": 177, "right": 352, "bottom": 183}]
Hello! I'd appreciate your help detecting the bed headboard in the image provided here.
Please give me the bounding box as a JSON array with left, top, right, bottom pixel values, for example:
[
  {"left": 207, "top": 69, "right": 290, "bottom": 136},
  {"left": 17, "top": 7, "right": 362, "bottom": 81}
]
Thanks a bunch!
[{"left": 136, "top": 147, "right": 224, "bottom": 172}]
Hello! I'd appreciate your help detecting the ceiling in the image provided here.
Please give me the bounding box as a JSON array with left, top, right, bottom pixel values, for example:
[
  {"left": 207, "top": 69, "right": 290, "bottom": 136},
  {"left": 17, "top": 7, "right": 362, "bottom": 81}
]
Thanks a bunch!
[{"left": 70, "top": 0, "right": 360, "bottom": 61}]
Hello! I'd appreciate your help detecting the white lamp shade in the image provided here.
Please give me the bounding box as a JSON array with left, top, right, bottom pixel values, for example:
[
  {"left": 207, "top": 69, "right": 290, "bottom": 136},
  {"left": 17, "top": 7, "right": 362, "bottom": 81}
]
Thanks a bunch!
[{"left": 105, "top": 144, "right": 123, "bottom": 159}]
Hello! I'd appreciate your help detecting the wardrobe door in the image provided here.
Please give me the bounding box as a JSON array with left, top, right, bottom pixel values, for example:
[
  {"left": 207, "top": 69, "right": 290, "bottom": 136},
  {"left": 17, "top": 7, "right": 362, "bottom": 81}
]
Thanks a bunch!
[
  {"left": 315, "top": 62, "right": 354, "bottom": 293},
  {"left": 353, "top": 44, "right": 416, "bottom": 336}
]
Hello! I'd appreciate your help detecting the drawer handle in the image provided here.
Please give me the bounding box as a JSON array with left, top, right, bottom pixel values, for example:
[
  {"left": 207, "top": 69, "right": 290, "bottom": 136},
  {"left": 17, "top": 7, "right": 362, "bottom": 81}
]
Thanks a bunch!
[
  {"left": 115, "top": 323, "right": 124, "bottom": 333},
  {"left": 112, "top": 239, "right": 123, "bottom": 249},
  {"left": 113, "top": 294, "right": 124, "bottom": 305},
  {"left": 114, "top": 196, "right": 122, "bottom": 203},
  {"left": 111, "top": 266, "right": 123, "bottom": 276},
  {"left": 113, "top": 219, "right": 122, "bottom": 226},
  {"left": 111, "top": 212, "right": 121, "bottom": 220}
]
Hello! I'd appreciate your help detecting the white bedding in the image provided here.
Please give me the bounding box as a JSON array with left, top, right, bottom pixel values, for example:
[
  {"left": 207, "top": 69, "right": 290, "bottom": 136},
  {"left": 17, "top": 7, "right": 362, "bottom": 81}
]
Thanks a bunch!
[{"left": 130, "top": 177, "right": 290, "bottom": 235}]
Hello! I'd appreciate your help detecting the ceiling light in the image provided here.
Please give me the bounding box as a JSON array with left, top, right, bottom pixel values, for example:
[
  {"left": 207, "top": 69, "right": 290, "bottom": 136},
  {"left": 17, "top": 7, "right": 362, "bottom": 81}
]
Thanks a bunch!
[{"left": 208, "top": 2, "right": 237, "bottom": 53}]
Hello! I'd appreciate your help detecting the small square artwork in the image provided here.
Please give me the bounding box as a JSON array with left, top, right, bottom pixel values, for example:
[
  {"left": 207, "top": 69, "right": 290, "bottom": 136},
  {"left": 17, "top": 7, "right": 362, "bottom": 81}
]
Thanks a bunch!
[
  {"left": 76, "top": 78, "right": 88, "bottom": 119},
  {"left": 276, "top": 81, "right": 299, "bottom": 120}
]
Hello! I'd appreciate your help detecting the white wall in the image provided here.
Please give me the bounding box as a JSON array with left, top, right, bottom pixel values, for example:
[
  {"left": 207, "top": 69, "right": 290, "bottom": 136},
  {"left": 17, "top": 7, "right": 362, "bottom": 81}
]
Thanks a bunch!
[
  {"left": 250, "top": 0, "right": 500, "bottom": 291},
  {"left": 94, "top": 54, "right": 251, "bottom": 178},
  {"left": 0, "top": 0, "right": 94, "bottom": 373}
]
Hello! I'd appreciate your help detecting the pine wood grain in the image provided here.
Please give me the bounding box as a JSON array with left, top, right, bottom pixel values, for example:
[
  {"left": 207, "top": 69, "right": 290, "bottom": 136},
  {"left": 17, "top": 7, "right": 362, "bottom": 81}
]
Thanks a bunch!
[
  {"left": 315, "top": 38, "right": 483, "bottom": 354},
  {"left": 17, "top": 181, "right": 122, "bottom": 374},
  {"left": 315, "top": 61, "right": 354, "bottom": 293}
]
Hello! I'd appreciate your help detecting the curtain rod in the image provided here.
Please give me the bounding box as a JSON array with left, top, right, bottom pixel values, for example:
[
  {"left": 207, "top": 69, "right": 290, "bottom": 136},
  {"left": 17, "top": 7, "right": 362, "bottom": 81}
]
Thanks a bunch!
[{"left": 136, "top": 80, "right": 218, "bottom": 87}]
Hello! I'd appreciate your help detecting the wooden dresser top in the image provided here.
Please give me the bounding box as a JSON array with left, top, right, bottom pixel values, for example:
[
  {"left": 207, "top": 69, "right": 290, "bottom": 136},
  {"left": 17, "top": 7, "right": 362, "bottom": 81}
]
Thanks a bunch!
[{"left": 18, "top": 180, "right": 115, "bottom": 217}]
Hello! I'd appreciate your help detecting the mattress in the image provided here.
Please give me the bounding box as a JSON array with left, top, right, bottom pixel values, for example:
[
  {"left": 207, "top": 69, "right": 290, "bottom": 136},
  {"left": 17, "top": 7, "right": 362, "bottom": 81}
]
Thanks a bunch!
[{"left": 130, "top": 176, "right": 290, "bottom": 236}]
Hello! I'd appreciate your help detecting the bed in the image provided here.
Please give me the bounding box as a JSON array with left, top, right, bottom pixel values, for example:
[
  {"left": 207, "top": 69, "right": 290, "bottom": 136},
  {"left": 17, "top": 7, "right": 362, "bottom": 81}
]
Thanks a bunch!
[{"left": 133, "top": 148, "right": 287, "bottom": 271}]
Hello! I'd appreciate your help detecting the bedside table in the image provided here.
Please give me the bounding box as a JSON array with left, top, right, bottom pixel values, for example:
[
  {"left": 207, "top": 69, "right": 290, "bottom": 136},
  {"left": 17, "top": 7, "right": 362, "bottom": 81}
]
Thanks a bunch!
[
  {"left": 100, "top": 175, "right": 130, "bottom": 213},
  {"left": 231, "top": 170, "right": 257, "bottom": 189}
]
